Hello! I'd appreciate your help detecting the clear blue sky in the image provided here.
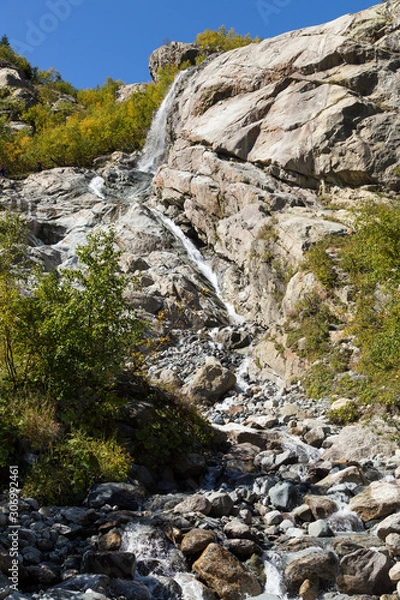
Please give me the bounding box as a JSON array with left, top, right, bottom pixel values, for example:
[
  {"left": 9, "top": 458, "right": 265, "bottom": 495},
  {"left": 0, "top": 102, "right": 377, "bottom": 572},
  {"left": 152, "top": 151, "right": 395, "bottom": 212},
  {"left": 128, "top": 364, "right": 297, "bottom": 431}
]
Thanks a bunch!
[{"left": 2, "top": 0, "right": 377, "bottom": 89}]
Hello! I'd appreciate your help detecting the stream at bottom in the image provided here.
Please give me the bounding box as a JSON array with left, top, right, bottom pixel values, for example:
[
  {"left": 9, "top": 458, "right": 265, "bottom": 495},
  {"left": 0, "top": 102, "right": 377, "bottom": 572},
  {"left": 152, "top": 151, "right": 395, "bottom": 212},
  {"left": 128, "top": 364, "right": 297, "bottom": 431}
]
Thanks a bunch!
[{"left": 120, "top": 484, "right": 364, "bottom": 600}]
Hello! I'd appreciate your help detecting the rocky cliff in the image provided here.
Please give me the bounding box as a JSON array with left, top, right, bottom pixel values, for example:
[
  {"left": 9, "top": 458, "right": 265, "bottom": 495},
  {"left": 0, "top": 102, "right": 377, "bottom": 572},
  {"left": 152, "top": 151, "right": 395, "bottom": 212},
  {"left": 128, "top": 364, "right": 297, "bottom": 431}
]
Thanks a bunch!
[{"left": 153, "top": 0, "right": 400, "bottom": 383}]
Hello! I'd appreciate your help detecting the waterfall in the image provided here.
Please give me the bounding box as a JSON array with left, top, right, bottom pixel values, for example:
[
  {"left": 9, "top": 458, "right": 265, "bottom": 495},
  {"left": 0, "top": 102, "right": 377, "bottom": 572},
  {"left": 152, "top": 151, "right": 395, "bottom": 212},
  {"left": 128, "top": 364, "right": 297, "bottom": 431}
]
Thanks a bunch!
[
  {"left": 138, "top": 71, "right": 187, "bottom": 174},
  {"left": 88, "top": 175, "right": 106, "bottom": 199},
  {"left": 151, "top": 208, "right": 244, "bottom": 324}
]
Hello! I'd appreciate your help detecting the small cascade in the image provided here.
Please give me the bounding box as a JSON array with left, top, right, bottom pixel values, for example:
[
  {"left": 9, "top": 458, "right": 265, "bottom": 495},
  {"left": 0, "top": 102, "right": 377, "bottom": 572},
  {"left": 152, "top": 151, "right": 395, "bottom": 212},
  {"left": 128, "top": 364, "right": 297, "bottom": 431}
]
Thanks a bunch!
[
  {"left": 88, "top": 175, "right": 106, "bottom": 199},
  {"left": 263, "top": 552, "right": 288, "bottom": 600},
  {"left": 122, "top": 522, "right": 204, "bottom": 600},
  {"left": 138, "top": 71, "right": 187, "bottom": 174},
  {"left": 151, "top": 208, "right": 244, "bottom": 324},
  {"left": 327, "top": 487, "right": 364, "bottom": 533}
]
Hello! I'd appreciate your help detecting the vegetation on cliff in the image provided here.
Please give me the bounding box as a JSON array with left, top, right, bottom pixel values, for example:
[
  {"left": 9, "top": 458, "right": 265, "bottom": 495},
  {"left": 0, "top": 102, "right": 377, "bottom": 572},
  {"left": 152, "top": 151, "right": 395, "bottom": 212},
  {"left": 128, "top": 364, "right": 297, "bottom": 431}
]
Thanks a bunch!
[
  {"left": 0, "top": 27, "right": 259, "bottom": 178},
  {"left": 288, "top": 201, "right": 400, "bottom": 417},
  {"left": 0, "top": 212, "right": 211, "bottom": 503},
  {"left": 194, "top": 25, "right": 260, "bottom": 53}
]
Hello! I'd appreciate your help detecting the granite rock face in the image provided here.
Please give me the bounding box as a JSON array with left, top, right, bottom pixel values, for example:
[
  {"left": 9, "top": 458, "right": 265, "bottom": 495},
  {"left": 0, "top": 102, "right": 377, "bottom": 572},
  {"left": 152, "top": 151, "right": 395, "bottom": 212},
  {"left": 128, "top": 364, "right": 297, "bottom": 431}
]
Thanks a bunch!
[{"left": 154, "top": 0, "right": 400, "bottom": 382}]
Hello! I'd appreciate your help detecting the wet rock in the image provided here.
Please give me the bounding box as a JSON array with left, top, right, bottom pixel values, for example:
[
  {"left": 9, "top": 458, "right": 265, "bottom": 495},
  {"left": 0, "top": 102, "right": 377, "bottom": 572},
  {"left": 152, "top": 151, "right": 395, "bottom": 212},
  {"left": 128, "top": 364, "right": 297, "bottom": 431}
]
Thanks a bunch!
[
  {"left": 224, "top": 443, "right": 260, "bottom": 479},
  {"left": 349, "top": 480, "right": 400, "bottom": 522},
  {"left": 38, "top": 591, "right": 109, "bottom": 600},
  {"left": 337, "top": 547, "right": 395, "bottom": 595},
  {"left": 181, "top": 529, "right": 216, "bottom": 554},
  {"left": 174, "top": 493, "right": 212, "bottom": 515},
  {"left": 192, "top": 543, "right": 263, "bottom": 600},
  {"left": 389, "top": 562, "right": 400, "bottom": 583},
  {"left": 262, "top": 510, "right": 282, "bottom": 527},
  {"left": 385, "top": 533, "right": 400, "bottom": 557},
  {"left": 304, "top": 495, "right": 338, "bottom": 519},
  {"left": 207, "top": 492, "right": 234, "bottom": 518},
  {"left": 82, "top": 550, "right": 136, "bottom": 578},
  {"left": 223, "top": 520, "right": 259, "bottom": 543},
  {"left": 308, "top": 519, "right": 333, "bottom": 538},
  {"left": 53, "top": 573, "right": 111, "bottom": 593},
  {"left": 25, "top": 562, "right": 60, "bottom": 586},
  {"left": 110, "top": 579, "right": 151, "bottom": 600},
  {"left": 376, "top": 513, "right": 400, "bottom": 540},
  {"left": 142, "top": 574, "right": 183, "bottom": 600},
  {"left": 284, "top": 548, "right": 339, "bottom": 595},
  {"left": 315, "top": 465, "right": 365, "bottom": 488},
  {"left": 224, "top": 538, "right": 262, "bottom": 560},
  {"left": 97, "top": 530, "right": 121, "bottom": 551},
  {"left": 299, "top": 578, "right": 319, "bottom": 600},
  {"left": 293, "top": 504, "right": 313, "bottom": 523},
  {"left": 85, "top": 482, "right": 147, "bottom": 510}
]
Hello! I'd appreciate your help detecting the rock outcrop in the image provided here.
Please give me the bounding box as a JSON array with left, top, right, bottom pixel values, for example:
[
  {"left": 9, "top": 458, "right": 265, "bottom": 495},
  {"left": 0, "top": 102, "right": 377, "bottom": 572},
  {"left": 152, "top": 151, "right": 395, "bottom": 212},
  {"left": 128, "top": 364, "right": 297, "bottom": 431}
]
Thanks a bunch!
[
  {"left": 149, "top": 41, "right": 201, "bottom": 81},
  {"left": 153, "top": 0, "right": 400, "bottom": 382}
]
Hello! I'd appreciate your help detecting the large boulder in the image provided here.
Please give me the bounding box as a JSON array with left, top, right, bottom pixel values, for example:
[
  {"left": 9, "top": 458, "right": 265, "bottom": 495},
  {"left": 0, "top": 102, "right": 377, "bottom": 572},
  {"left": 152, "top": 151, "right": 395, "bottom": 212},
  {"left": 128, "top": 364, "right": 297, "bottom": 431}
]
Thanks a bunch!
[
  {"left": 192, "top": 543, "right": 263, "bottom": 600},
  {"left": 284, "top": 548, "right": 339, "bottom": 595},
  {"left": 85, "top": 482, "right": 147, "bottom": 510},
  {"left": 321, "top": 425, "right": 398, "bottom": 462},
  {"left": 337, "top": 547, "right": 395, "bottom": 595},
  {"left": 180, "top": 529, "right": 216, "bottom": 554},
  {"left": 349, "top": 480, "right": 400, "bottom": 522},
  {"left": 149, "top": 42, "right": 201, "bottom": 81},
  {"left": 82, "top": 551, "right": 136, "bottom": 579},
  {"left": 187, "top": 357, "right": 237, "bottom": 404},
  {"left": 376, "top": 512, "right": 400, "bottom": 540}
]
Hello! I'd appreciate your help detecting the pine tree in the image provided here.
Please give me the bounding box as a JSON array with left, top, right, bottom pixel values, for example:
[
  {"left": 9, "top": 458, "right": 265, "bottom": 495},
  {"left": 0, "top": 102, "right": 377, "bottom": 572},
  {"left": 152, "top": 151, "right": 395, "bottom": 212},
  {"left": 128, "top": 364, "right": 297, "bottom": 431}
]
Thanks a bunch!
[{"left": 0, "top": 35, "right": 10, "bottom": 47}]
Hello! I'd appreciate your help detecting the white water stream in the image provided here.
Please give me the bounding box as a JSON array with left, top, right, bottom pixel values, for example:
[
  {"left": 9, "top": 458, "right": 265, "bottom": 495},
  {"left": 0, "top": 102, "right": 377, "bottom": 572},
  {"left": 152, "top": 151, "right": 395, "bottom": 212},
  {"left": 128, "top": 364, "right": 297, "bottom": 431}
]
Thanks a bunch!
[
  {"left": 88, "top": 175, "right": 106, "bottom": 199},
  {"left": 138, "top": 70, "right": 187, "bottom": 174},
  {"left": 151, "top": 208, "right": 244, "bottom": 325},
  {"left": 88, "top": 70, "right": 364, "bottom": 600}
]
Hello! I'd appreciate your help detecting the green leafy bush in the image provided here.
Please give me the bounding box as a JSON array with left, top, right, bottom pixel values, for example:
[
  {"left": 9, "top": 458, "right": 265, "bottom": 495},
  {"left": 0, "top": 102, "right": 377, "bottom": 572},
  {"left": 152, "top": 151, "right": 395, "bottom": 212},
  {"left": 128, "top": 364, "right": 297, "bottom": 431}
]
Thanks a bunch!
[
  {"left": 195, "top": 26, "right": 260, "bottom": 53},
  {"left": 23, "top": 431, "right": 131, "bottom": 504},
  {"left": 286, "top": 292, "right": 337, "bottom": 361},
  {"left": 328, "top": 401, "right": 359, "bottom": 425},
  {"left": 301, "top": 363, "right": 335, "bottom": 399},
  {"left": 133, "top": 389, "right": 214, "bottom": 470}
]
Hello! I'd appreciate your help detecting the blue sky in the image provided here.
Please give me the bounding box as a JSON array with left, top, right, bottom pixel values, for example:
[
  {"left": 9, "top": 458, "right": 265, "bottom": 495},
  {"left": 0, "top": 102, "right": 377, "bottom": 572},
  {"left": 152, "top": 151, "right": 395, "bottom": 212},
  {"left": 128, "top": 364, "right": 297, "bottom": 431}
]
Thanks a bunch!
[{"left": 3, "top": 0, "right": 378, "bottom": 89}]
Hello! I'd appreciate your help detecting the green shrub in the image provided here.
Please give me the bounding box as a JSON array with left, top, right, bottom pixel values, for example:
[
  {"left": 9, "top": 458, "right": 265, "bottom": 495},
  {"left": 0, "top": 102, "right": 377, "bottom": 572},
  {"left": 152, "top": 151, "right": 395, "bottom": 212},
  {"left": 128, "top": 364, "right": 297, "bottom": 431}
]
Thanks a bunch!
[
  {"left": 133, "top": 389, "right": 214, "bottom": 470},
  {"left": 286, "top": 292, "right": 337, "bottom": 361},
  {"left": 302, "top": 363, "right": 335, "bottom": 399},
  {"left": 23, "top": 431, "right": 131, "bottom": 504},
  {"left": 195, "top": 26, "right": 260, "bottom": 53},
  {"left": 328, "top": 401, "right": 359, "bottom": 425},
  {"left": 0, "top": 44, "right": 34, "bottom": 79},
  {"left": 303, "top": 239, "right": 339, "bottom": 289}
]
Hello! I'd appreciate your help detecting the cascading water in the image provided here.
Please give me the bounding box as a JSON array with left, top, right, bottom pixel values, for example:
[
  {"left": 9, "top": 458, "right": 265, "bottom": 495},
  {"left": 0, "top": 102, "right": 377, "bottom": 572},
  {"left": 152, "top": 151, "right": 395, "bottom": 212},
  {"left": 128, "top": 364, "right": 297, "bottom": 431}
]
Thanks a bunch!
[
  {"left": 122, "top": 522, "right": 205, "bottom": 600},
  {"left": 88, "top": 175, "right": 106, "bottom": 199},
  {"left": 138, "top": 70, "right": 187, "bottom": 174},
  {"left": 151, "top": 208, "right": 244, "bottom": 325},
  {"left": 136, "top": 68, "right": 245, "bottom": 326}
]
